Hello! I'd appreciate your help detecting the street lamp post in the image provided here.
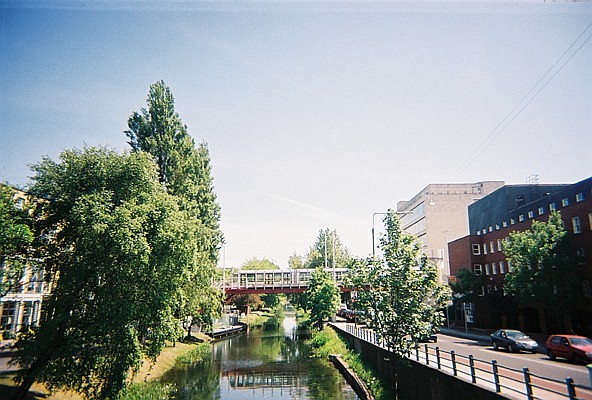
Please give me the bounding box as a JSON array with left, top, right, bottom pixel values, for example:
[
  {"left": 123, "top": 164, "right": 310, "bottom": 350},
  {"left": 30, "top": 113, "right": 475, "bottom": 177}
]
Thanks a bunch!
[{"left": 372, "top": 210, "right": 414, "bottom": 257}]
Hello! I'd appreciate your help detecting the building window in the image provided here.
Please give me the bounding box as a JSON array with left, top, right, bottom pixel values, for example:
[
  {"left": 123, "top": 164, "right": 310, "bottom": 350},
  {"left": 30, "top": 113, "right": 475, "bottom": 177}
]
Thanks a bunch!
[
  {"left": 474, "top": 264, "right": 482, "bottom": 275},
  {"left": 510, "top": 218, "right": 515, "bottom": 225},
  {"left": 572, "top": 217, "right": 581, "bottom": 234},
  {"left": 472, "top": 244, "right": 481, "bottom": 255},
  {"left": 538, "top": 207, "right": 544, "bottom": 215},
  {"left": 15, "top": 198, "right": 25, "bottom": 210},
  {"left": 482, "top": 229, "right": 486, "bottom": 234},
  {"left": 519, "top": 214, "right": 524, "bottom": 222},
  {"left": 528, "top": 211, "right": 534, "bottom": 218},
  {"left": 492, "top": 262, "right": 497, "bottom": 274},
  {"left": 497, "top": 239, "right": 503, "bottom": 252},
  {"left": 584, "top": 281, "right": 591, "bottom": 298},
  {"left": 502, "top": 221, "right": 507, "bottom": 228},
  {"left": 490, "top": 241, "right": 494, "bottom": 253},
  {"left": 485, "top": 264, "right": 490, "bottom": 275},
  {"left": 588, "top": 212, "right": 592, "bottom": 231},
  {"left": 483, "top": 244, "right": 488, "bottom": 255},
  {"left": 508, "top": 260, "right": 513, "bottom": 273},
  {"left": 476, "top": 231, "right": 481, "bottom": 236},
  {"left": 562, "top": 198, "right": 569, "bottom": 207},
  {"left": 495, "top": 224, "right": 500, "bottom": 230},
  {"left": 576, "top": 248, "right": 586, "bottom": 265},
  {"left": 489, "top": 226, "right": 493, "bottom": 232},
  {"left": 576, "top": 192, "right": 584, "bottom": 202},
  {"left": 500, "top": 261, "right": 506, "bottom": 274},
  {"left": 549, "top": 202, "right": 556, "bottom": 212}
]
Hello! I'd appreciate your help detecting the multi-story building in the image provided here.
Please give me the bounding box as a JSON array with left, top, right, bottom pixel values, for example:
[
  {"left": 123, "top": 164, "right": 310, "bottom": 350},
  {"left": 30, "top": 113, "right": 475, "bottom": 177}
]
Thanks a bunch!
[
  {"left": 396, "top": 181, "right": 505, "bottom": 281},
  {"left": 448, "top": 177, "right": 592, "bottom": 335},
  {"left": 0, "top": 185, "right": 50, "bottom": 335}
]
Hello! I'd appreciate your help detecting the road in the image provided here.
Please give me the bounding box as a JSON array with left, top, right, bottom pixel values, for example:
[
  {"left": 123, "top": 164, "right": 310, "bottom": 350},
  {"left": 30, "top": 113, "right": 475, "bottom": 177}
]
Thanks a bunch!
[{"left": 433, "top": 334, "right": 591, "bottom": 389}]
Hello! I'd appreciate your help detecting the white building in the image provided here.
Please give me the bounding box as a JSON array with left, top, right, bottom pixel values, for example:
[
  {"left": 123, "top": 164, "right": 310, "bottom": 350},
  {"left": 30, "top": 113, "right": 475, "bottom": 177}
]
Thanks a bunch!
[
  {"left": 0, "top": 186, "right": 50, "bottom": 334},
  {"left": 396, "top": 181, "right": 505, "bottom": 282}
]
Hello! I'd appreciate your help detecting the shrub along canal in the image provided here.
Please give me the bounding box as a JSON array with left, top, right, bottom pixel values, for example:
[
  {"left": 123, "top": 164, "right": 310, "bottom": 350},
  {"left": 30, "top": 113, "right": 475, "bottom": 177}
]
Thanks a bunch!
[{"left": 160, "top": 312, "right": 360, "bottom": 399}]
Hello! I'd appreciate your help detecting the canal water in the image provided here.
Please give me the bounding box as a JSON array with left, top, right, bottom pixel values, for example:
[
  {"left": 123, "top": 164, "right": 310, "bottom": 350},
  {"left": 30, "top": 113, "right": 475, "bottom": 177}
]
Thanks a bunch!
[{"left": 161, "top": 313, "right": 360, "bottom": 400}]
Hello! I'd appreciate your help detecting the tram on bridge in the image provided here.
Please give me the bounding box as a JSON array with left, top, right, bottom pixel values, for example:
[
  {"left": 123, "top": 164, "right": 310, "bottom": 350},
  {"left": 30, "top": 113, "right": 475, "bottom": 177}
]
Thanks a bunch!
[{"left": 224, "top": 268, "right": 348, "bottom": 290}]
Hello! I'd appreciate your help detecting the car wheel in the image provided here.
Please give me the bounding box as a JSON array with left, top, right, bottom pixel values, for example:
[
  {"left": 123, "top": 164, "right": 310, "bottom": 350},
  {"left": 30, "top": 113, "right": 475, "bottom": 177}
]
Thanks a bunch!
[
  {"left": 547, "top": 350, "right": 556, "bottom": 360},
  {"left": 493, "top": 342, "right": 498, "bottom": 350},
  {"left": 508, "top": 344, "right": 516, "bottom": 353}
]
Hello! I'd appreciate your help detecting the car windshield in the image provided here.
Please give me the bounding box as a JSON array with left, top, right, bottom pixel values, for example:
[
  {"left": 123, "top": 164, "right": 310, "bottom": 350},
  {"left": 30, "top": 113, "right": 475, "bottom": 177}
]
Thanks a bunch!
[
  {"left": 570, "top": 337, "right": 592, "bottom": 346},
  {"left": 507, "top": 331, "right": 528, "bottom": 339}
]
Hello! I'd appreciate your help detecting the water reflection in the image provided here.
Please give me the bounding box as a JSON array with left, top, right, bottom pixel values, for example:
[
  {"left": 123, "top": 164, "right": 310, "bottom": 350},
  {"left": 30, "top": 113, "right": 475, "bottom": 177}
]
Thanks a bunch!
[{"left": 162, "top": 313, "right": 359, "bottom": 400}]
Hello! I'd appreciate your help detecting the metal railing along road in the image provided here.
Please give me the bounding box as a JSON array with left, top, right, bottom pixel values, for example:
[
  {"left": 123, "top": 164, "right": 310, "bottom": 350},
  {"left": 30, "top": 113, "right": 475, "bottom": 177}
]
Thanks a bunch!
[{"left": 339, "top": 323, "right": 592, "bottom": 400}]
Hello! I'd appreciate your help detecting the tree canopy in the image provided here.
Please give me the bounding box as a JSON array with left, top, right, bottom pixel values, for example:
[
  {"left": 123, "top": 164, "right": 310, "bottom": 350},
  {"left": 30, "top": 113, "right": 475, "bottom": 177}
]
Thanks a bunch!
[
  {"left": 347, "top": 212, "right": 450, "bottom": 397},
  {"left": 125, "top": 80, "right": 223, "bottom": 334},
  {"left": 305, "top": 228, "right": 351, "bottom": 269},
  {"left": 11, "top": 148, "right": 207, "bottom": 399},
  {"left": 303, "top": 267, "right": 341, "bottom": 329},
  {"left": 348, "top": 214, "right": 449, "bottom": 362},
  {"left": 503, "top": 211, "right": 582, "bottom": 332}
]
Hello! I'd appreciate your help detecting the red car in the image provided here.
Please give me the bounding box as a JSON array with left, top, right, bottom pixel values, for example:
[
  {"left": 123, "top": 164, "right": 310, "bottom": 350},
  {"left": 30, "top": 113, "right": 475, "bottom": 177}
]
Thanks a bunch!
[{"left": 545, "top": 334, "right": 592, "bottom": 364}]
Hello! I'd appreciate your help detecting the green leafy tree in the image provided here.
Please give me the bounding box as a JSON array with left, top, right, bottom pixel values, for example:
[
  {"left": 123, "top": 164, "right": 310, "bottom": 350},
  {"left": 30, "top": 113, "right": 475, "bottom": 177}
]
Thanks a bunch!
[
  {"left": 451, "top": 268, "right": 486, "bottom": 301},
  {"left": 242, "top": 257, "right": 280, "bottom": 271},
  {"left": 306, "top": 228, "right": 351, "bottom": 269},
  {"left": 232, "top": 294, "right": 264, "bottom": 315},
  {"left": 0, "top": 185, "right": 34, "bottom": 296},
  {"left": 11, "top": 148, "right": 200, "bottom": 400},
  {"left": 125, "top": 80, "right": 223, "bottom": 333},
  {"left": 303, "top": 267, "right": 341, "bottom": 329},
  {"left": 288, "top": 253, "right": 304, "bottom": 269},
  {"left": 347, "top": 211, "right": 450, "bottom": 398},
  {"left": 503, "top": 211, "right": 582, "bottom": 333}
]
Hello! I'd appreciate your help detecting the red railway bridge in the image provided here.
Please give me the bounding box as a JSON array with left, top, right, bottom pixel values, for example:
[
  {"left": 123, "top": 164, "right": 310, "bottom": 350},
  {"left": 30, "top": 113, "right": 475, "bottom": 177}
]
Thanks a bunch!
[{"left": 220, "top": 268, "right": 352, "bottom": 302}]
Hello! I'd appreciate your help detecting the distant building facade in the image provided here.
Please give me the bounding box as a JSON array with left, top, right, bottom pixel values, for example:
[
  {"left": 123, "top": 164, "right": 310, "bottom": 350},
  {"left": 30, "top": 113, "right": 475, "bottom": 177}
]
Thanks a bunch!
[
  {"left": 0, "top": 186, "right": 50, "bottom": 334},
  {"left": 448, "top": 177, "right": 592, "bottom": 335},
  {"left": 396, "top": 181, "right": 505, "bottom": 281}
]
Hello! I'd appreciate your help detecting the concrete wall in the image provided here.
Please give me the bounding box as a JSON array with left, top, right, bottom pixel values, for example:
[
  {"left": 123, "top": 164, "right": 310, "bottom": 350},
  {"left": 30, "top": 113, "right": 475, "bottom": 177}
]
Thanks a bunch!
[{"left": 335, "top": 327, "right": 504, "bottom": 400}]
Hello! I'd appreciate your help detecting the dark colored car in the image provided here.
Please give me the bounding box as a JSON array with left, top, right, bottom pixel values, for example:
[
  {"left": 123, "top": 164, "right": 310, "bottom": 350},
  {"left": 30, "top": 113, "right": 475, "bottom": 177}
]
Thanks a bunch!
[
  {"left": 490, "top": 329, "right": 538, "bottom": 353},
  {"left": 414, "top": 333, "right": 437, "bottom": 343},
  {"left": 545, "top": 334, "right": 592, "bottom": 364}
]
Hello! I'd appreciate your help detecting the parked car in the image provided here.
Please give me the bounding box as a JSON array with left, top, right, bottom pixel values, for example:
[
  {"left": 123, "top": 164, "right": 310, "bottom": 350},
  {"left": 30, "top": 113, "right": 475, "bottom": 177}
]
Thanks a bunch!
[
  {"left": 490, "top": 329, "right": 538, "bottom": 353},
  {"left": 545, "top": 334, "right": 592, "bottom": 364},
  {"left": 414, "top": 332, "right": 438, "bottom": 343}
]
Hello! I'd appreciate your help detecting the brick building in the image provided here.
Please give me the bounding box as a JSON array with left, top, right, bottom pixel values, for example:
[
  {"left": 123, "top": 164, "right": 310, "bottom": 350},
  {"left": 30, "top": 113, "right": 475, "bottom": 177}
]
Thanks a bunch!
[{"left": 448, "top": 177, "right": 592, "bottom": 335}]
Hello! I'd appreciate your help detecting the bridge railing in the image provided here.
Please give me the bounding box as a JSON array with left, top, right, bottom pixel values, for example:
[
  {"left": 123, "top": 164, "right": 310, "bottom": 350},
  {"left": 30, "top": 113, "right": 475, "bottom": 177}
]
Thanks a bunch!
[{"left": 341, "top": 323, "right": 592, "bottom": 400}]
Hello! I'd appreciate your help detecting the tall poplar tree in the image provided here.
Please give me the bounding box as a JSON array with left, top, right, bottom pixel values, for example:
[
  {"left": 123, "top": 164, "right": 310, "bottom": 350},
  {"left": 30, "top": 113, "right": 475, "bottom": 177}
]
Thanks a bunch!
[
  {"left": 306, "top": 228, "right": 351, "bottom": 269},
  {"left": 125, "top": 80, "right": 223, "bottom": 331}
]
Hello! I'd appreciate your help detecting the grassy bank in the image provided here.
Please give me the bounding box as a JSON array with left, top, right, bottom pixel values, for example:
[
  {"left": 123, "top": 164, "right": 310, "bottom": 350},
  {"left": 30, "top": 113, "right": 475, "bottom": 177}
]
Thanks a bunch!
[
  {"left": 306, "top": 327, "right": 393, "bottom": 400},
  {"left": 0, "top": 337, "right": 211, "bottom": 400},
  {"left": 240, "top": 304, "right": 284, "bottom": 328}
]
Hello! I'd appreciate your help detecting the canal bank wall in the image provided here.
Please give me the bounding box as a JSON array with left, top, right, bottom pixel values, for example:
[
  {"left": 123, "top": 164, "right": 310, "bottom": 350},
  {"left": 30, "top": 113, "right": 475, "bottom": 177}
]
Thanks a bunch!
[{"left": 331, "top": 324, "right": 504, "bottom": 400}]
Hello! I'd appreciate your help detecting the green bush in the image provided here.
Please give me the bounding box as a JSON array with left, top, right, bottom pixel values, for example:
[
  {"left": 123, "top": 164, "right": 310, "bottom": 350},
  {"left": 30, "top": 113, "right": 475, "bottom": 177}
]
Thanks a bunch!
[
  {"left": 176, "top": 342, "right": 211, "bottom": 365},
  {"left": 2, "top": 330, "right": 16, "bottom": 340},
  {"left": 116, "top": 382, "right": 176, "bottom": 400}
]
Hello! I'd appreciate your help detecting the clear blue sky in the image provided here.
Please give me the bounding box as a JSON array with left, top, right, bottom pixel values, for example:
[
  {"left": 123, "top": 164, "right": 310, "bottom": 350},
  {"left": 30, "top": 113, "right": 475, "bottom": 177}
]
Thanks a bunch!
[{"left": 1, "top": 1, "right": 591, "bottom": 268}]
